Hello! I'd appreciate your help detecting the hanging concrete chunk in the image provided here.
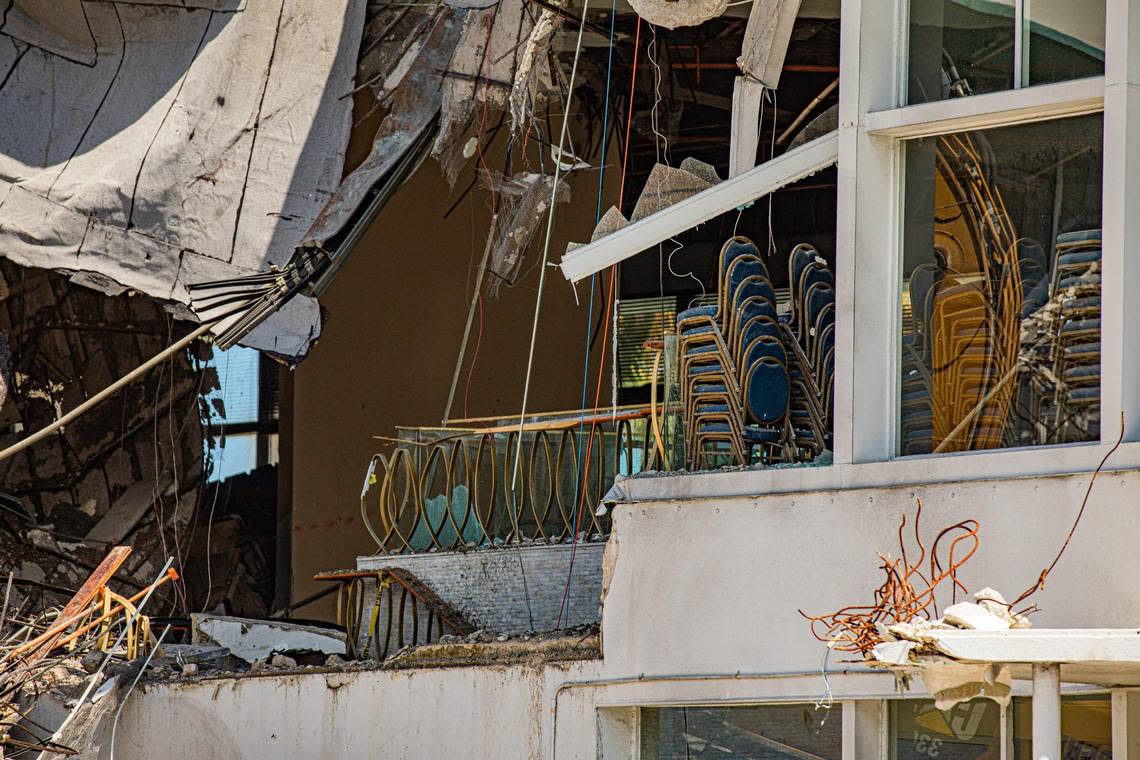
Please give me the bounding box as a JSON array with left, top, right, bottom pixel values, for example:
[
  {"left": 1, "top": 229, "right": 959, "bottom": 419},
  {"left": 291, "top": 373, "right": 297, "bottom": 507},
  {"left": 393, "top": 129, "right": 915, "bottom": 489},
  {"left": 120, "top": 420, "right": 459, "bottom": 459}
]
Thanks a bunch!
[{"left": 627, "top": 0, "right": 728, "bottom": 30}]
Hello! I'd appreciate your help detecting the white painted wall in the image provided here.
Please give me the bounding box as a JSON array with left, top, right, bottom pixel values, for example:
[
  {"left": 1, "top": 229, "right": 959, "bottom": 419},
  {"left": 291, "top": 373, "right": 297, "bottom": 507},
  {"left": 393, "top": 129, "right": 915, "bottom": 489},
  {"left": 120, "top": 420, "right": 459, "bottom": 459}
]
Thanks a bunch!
[
  {"left": 117, "top": 467, "right": 1140, "bottom": 759},
  {"left": 116, "top": 661, "right": 601, "bottom": 760},
  {"left": 601, "top": 468, "right": 1140, "bottom": 677}
]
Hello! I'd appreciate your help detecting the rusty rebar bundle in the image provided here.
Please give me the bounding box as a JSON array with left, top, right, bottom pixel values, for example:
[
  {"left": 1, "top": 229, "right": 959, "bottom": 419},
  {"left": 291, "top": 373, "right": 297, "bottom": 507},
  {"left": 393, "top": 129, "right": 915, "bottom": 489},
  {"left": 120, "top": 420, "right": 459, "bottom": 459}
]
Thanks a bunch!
[{"left": 800, "top": 499, "right": 981, "bottom": 656}]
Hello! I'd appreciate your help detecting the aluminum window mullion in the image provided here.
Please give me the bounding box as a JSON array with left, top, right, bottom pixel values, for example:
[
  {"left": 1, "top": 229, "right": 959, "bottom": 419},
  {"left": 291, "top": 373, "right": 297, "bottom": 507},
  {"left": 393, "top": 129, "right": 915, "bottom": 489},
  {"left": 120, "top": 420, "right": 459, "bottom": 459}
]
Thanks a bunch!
[{"left": 1014, "top": 0, "right": 1027, "bottom": 89}]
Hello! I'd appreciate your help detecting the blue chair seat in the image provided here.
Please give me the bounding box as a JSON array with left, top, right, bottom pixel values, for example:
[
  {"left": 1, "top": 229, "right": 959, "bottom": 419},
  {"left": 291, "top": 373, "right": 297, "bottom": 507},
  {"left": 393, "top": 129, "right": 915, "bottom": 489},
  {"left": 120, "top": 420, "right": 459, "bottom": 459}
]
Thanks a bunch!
[
  {"left": 1068, "top": 387, "right": 1100, "bottom": 402},
  {"left": 694, "top": 383, "right": 727, "bottom": 395},
  {"left": 1064, "top": 365, "right": 1100, "bottom": 382},
  {"left": 1060, "top": 318, "right": 1100, "bottom": 336},
  {"left": 1057, "top": 249, "right": 1102, "bottom": 267},
  {"left": 696, "top": 405, "right": 731, "bottom": 416},
  {"left": 1056, "top": 229, "right": 1101, "bottom": 245},
  {"left": 677, "top": 305, "right": 718, "bottom": 322},
  {"left": 1059, "top": 274, "right": 1101, "bottom": 290},
  {"left": 743, "top": 426, "right": 783, "bottom": 444}
]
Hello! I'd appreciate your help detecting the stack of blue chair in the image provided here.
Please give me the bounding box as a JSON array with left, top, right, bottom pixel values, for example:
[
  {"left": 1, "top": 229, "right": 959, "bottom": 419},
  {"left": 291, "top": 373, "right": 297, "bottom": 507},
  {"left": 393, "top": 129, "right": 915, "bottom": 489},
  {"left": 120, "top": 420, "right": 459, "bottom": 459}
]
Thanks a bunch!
[
  {"left": 676, "top": 237, "right": 790, "bottom": 469},
  {"left": 781, "top": 244, "right": 835, "bottom": 458},
  {"left": 1049, "top": 229, "right": 1101, "bottom": 441},
  {"left": 899, "top": 263, "right": 940, "bottom": 455}
]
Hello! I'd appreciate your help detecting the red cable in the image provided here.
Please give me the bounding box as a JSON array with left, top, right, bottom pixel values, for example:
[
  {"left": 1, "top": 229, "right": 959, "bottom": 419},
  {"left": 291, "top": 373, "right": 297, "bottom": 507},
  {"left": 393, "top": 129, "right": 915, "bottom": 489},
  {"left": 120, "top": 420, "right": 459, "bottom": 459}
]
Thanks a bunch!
[{"left": 557, "top": 18, "right": 642, "bottom": 627}]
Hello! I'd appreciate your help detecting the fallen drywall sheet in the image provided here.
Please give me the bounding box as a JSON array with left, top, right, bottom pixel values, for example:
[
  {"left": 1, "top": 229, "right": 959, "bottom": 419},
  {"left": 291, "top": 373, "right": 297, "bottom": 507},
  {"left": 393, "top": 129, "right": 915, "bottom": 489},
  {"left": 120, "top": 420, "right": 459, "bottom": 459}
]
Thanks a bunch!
[{"left": 0, "top": 0, "right": 365, "bottom": 357}]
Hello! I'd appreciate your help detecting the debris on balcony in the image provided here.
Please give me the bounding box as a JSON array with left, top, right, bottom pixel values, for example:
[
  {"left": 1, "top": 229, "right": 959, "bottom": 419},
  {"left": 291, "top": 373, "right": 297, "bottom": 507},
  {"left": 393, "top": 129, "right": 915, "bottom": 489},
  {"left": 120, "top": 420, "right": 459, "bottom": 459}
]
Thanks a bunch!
[
  {"left": 190, "top": 614, "right": 347, "bottom": 666},
  {"left": 801, "top": 499, "right": 984, "bottom": 657},
  {"left": 384, "top": 623, "right": 600, "bottom": 669},
  {"left": 0, "top": 547, "right": 178, "bottom": 756}
]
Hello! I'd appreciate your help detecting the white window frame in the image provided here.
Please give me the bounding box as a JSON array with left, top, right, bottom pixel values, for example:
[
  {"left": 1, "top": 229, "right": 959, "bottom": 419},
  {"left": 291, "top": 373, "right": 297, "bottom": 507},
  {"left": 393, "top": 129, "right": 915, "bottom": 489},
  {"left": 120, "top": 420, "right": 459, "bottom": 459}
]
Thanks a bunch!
[
  {"left": 555, "top": 0, "right": 1140, "bottom": 498},
  {"left": 839, "top": 0, "right": 1130, "bottom": 467}
]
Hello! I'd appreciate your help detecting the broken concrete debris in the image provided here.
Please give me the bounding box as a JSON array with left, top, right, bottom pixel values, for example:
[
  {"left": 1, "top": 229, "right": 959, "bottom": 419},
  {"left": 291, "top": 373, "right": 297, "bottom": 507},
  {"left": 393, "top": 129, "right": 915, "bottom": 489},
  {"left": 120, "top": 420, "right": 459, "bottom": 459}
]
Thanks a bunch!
[
  {"left": 191, "top": 614, "right": 347, "bottom": 665},
  {"left": 483, "top": 170, "right": 572, "bottom": 296},
  {"left": 865, "top": 589, "right": 1032, "bottom": 708},
  {"left": 626, "top": 0, "right": 728, "bottom": 30}
]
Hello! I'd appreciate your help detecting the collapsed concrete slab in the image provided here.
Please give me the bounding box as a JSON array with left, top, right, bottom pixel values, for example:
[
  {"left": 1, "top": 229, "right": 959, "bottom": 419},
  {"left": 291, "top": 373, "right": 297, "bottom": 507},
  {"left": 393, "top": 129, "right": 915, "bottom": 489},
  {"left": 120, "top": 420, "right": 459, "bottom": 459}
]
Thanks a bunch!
[{"left": 191, "top": 615, "right": 346, "bottom": 664}]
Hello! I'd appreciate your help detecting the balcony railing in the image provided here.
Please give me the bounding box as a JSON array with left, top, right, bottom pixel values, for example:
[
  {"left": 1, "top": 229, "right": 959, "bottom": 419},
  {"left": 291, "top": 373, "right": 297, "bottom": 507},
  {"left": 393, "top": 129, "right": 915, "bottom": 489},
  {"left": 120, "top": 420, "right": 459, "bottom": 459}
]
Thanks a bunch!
[{"left": 361, "top": 404, "right": 677, "bottom": 554}]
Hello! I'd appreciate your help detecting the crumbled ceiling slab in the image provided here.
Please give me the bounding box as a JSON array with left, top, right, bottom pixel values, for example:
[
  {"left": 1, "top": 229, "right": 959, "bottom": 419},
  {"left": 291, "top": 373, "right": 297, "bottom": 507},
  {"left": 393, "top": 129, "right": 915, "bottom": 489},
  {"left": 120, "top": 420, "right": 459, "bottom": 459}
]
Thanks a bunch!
[
  {"left": 627, "top": 0, "right": 728, "bottom": 30},
  {"left": 0, "top": 0, "right": 364, "bottom": 357}
]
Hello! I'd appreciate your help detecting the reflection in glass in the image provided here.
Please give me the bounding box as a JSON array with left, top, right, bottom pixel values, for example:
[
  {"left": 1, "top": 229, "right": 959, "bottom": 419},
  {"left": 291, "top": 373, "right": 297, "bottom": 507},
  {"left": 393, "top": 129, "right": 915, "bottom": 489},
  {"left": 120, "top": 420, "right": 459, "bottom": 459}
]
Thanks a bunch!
[
  {"left": 1025, "top": 0, "right": 1106, "bottom": 87},
  {"left": 1012, "top": 695, "right": 1112, "bottom": 758},
  {"left": 640, "top": 704, "right": 841, "bottom": 759},
  {"left": 908, "top": 0, "right": 1016, "bottom": 103},
  {"left": 891, "top": 699, "right": 1002, "bottom": 759},
  {"left": 907, "top": 0, "right": 1105, "bottom": 104},
  {"left": 899, "top": 114, "right": 1103, "bottom": 456}
]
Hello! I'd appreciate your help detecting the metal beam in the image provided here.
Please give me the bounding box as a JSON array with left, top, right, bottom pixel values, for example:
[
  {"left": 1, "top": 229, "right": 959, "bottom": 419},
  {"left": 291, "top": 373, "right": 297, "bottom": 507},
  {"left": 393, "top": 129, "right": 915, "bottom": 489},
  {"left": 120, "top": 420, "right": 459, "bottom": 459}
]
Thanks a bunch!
[
  {"left": 1032, "top": 663, "right": 1061, "bottom": 760},
  {"left": 558, "top": 130, "right": 839, "bottom": 284}
]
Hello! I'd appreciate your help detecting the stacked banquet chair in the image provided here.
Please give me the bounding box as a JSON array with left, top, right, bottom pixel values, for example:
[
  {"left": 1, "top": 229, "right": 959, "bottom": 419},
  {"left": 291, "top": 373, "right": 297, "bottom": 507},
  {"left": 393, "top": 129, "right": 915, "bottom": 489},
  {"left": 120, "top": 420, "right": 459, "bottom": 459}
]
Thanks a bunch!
[
  {"left": 676, "top": 237, "right": 791, "bottom": 469},
  {"left": 927, "top": 132, "right": 1023, "bottom": 452},
  {"left": 1048, "top": 229, "right": 1102, "bottom": 442},
  {"left": 780, "top": 244, "right": 835, "bottom": 458},
  {"left": 899, "top": 263, "right": 941, "bottom": 454}
]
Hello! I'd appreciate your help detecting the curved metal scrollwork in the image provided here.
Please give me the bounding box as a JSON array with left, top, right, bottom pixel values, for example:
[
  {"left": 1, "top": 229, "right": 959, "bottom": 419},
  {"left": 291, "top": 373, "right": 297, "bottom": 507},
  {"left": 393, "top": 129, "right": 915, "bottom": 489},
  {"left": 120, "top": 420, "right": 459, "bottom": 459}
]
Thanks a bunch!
[{"left": 361, "top": 410, "right": 663, "bottom": 554}]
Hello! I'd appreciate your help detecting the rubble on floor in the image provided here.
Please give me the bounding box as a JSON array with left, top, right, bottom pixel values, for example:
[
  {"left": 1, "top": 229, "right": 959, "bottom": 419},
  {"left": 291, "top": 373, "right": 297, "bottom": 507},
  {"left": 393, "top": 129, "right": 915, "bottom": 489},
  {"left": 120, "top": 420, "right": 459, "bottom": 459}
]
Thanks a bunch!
[
  {"left": 0, "top": 547, "right": 177, "bottom": 756},
  {"left": 143, "top": 623, "right": 602, "bottom": 683},
  {"left": 384, "top": 623, "right": 600, "bottom": 669}
]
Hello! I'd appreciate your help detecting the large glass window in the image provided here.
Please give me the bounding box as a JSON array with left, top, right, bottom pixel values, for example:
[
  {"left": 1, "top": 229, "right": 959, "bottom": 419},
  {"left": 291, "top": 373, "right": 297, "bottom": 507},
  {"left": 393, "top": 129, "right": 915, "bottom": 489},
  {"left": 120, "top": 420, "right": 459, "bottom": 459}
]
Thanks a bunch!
[
  {"left": 891, "top": 699, "right": 1002, "bottom": 759},
  {"left": 907, "top": 0, "right": 1105, "bottom": 104},
  {"left": 898, "top": 113, "right": 1103, "bottom": 456},
  {"left": 640, "top": 704, "right": 841, "bottom": 759},
  {"left": 1012, "top": 695, "right": 1112, "bottom": 758}
]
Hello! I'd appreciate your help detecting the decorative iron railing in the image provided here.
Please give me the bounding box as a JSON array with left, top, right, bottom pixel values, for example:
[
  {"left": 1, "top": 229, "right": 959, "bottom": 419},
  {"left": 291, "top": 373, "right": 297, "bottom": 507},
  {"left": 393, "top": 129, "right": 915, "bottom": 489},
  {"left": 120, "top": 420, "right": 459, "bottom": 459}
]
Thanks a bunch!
[
  {"left": 320, "top": 569, "right": 474, "bottom": 660},
  {"left": 360, "top": 405, "right": 678, "bottom": 554}
]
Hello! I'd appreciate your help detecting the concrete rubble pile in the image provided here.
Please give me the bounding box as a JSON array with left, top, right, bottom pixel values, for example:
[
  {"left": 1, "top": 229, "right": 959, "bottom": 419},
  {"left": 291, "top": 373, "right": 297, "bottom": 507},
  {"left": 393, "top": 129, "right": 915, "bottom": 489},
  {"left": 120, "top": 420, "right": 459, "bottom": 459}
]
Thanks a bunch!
[{"left": 869, "top": 587, "right": 1033, "bottom": 709}]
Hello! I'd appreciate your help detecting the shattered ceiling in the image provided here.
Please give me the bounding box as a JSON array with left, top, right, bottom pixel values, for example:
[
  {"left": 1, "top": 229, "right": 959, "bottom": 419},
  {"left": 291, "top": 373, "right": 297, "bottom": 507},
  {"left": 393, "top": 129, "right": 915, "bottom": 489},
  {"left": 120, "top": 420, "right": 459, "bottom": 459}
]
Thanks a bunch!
[{"left": 0, "top": 0, "right": 366, "bottom": 357}]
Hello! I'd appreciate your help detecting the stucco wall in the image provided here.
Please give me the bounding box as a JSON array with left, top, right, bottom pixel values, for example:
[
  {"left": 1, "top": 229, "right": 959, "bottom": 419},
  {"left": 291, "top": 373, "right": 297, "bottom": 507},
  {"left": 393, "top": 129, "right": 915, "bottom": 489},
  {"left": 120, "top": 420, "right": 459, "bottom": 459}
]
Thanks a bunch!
[
  {"left": 290, "top": 136, "right": 619, "bottom": 618},
  {"left": 114, "top": 467, "right": 1140, "bottom": 759},
  {"left": 116, "top": 660, "right": 605, "bottom": 760},
  {"left": 600, "top": 467, "right": 1140, "bottom": 677}
]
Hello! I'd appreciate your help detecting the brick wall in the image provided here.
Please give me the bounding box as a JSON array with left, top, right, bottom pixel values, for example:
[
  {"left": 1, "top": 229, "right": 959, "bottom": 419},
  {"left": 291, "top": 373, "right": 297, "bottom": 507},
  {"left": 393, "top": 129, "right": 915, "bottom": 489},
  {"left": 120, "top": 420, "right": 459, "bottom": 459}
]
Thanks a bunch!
[{"left": 357, "top": 541, "right": 605, "bottom": 636}]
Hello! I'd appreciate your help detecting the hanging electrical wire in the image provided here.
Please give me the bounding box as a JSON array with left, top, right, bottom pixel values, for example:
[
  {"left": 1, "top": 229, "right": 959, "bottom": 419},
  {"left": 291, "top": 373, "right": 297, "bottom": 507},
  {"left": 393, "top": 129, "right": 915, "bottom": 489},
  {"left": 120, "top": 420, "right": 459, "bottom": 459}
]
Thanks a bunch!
[{"left": 557, "top": 16, "right": 643, "bottom": 629}]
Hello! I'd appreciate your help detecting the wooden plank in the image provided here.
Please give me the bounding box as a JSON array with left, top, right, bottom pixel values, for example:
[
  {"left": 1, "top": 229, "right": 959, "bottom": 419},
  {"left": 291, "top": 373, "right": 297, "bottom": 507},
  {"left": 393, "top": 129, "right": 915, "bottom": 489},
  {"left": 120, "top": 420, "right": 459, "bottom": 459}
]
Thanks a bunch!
[{"left": 21, "top": 546, "right": 132, "bottom": 666}]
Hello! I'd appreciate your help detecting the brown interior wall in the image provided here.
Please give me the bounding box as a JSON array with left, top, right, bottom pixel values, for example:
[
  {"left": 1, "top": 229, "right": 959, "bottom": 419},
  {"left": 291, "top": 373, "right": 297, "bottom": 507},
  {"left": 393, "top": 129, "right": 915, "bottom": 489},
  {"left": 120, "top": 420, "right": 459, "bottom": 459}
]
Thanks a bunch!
[{"left": 291, "top": 128, "right": 621, "bottom": 619}]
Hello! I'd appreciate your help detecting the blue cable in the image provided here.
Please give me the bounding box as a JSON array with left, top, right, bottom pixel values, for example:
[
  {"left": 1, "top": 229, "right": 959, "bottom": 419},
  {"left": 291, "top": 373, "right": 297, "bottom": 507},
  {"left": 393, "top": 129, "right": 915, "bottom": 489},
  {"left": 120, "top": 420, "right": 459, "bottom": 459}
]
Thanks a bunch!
[{"left": 564, "top": 0, "right": 618, "bottom": 626}]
